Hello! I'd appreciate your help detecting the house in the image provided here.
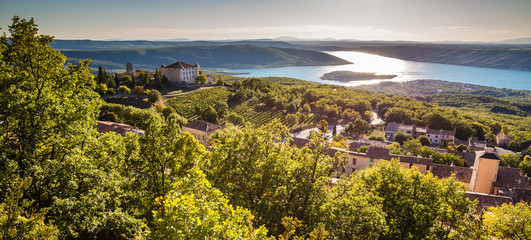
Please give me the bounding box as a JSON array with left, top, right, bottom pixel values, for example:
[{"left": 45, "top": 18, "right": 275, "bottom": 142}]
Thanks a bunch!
[
  {"left": 96, "top": 121, "right": 145, "bottom": 136},
  {"left": 182, "top": 120, "right": 223, "bottom": 146},
  {"left": 160, "top": 61, "right": 200, "bottom": 85},
  {"left": 496, "top": 133, "right": 512, "bottom": 147},
  {"left": 427, "top": 129, "right": 456, "bottom": 144}
]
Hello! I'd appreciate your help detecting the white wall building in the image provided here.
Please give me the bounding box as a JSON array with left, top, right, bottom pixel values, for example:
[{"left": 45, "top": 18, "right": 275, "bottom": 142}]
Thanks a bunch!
[{"left": 160, "top": 61, "right": 200, "bottom": 85}]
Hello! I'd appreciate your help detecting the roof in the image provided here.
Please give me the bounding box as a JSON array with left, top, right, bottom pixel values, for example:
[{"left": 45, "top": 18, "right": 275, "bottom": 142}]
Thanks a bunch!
[
  {"left": 440, "top": 130, "right": 456, "bottom": 136},
  {"left": 494, "top": 167, "right": 528, "bottom": 189},
  {"left": 466, "top": 192, "right": 513, "bottom": 211},
  {"left": 431, "top": 164, "right": 473, "bottom": 183},
  {"left": 366, "top": 146, "right": 391, "bottom": 159},
  {"left": 497, "top": 133, "right": 511, "bottom": 141},
  {"left": 96, "top": 121, "right": 144, "bottom": 136},
  {"left": 291, "top": 137, "right": 311, "bottom": 149},
  {"left": 479, "top": 152, "right": 500, "bottom": 160},
  {"left": 385, "top": 122, "right": 401, "bottom": 132},
  {"left": 182, "top": 120, "right": 223, "bottom": 132},
  {"left": 162, "top": 61, "right": 196, "bottom": 69},
  {"left": 396, "top": 155, "right": 433, "bottom": 166}
]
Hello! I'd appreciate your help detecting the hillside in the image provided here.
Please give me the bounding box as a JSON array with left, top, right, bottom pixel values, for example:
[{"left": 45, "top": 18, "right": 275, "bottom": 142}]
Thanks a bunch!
[
  {"left": 61, "top": 44, "right": 351, "bottom": 71},
  {"left": 292, "top": 41, "right": 531, "bottom": 71}
]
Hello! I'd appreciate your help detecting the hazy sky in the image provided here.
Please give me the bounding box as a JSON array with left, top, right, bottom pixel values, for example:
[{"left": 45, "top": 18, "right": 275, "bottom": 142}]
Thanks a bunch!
[{"left": 1, "top": 0, "right": 530, "bottom": 42}]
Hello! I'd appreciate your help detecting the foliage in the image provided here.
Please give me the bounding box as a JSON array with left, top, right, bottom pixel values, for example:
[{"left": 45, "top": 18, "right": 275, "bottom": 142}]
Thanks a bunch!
[
  {"left": 500, "top": 153, "right": 522, "bottom": 168},
  {"left": 393, "top": 132, "right": 413, "bottom": 145},
  {"left": 132, "top": 85, "right": 144, "bottom": 95},
  {"left": 166, "top": 87, "right": 231, "bottom": 119},
  {"left": 355, "top": 160, "right": 475, "bottom": 239},
  {"left": 317, "top": 120, "right": 328, "bottom": 134},
  {"left": 147, "top": 89, "right": 162, "bottom": 105},
  {"left": 195, "top": 74, "right": 208, "bottom": 85},
  {"left": 418, "top": 135, "right": 431, "bottom": 146},
  {"left": 483, "top": 202, "right": 531, "bottom": 239},
  {"left": 206, "top": 122, "right": 339, "bottom": 236},
  {"left": 118, "top": 85, "right": 131, "bottom": 94},
  {"left": 344, "top": 119, "right": 371, "bottom": 135},
  {"left": 151, "top": 168, "right": 269, "bottom": 239}
]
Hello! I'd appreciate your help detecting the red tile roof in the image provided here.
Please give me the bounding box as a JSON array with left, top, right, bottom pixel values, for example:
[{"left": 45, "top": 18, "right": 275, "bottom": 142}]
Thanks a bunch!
[{"left": 162, "top": 61, "right": 195, "bottom": 69}]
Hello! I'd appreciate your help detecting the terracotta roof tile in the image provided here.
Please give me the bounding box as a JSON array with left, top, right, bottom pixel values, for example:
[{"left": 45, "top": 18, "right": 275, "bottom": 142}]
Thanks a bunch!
[
  {"left": 431, "top": 164, "right": 473, "bottom": 182},
  {"left": 466, "top": 192, "right": 513, "bottom": 211},
  {"left": 494, "top": 167, "right": 528, "bottom": 189},
  {"left": 162, "top": 61, "right": 195, "bottom": 69}
]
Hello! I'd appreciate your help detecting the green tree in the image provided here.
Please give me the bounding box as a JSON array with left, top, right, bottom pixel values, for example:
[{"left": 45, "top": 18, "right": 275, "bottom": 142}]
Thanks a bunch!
[
  {"left": 132, "top": 85, "right": 144, "bottom": 95},
  {"left": 201, "top": 106, "right": 219, "bottom": 123},
  {"left": 317, "top": 120, "right": 328, "bottom": 134},
  {"left": 206, "top": 122, "right": 339, "bottom": 235},
  {"left": 519, "top": 155, "right": 531, "bottom": 177},
  {"left": 151, "top": 168, "right": 269, "bottom": 239},
  {"left": 499, "top": 153, "right": 521, "bottom": 168},
  {"left": 153, "top": 68, "right": 164, "bottom": 89},
  {"left": 120, "top": 75, "right": 133, "bottom": 88},
  {"left": 403, "top": 139, "right": 423, "bottom": 156},
  {"left": 195, "top": 74, "right": 208, "bottom": 85},
  {"left": 417, "top": 135, "right": 431, "bottom": 146},
  {"left": 393, "top": 132, "right": 413, "bottom": 146},
  {"left": 355, "top": 160, "right": 475, "bottom": 239},
  {"left": 422, "top": 112, "right": 452, "bottom": 130},
  {"left": 118, "top": 85, "right": 131, "bottom": 94},
  {"left": 483, "top": 202, "right": 531, "bottom": 239},
  {"left": 456, "top": 144, "right": 469, "bottom": 152},
  {"left": 147, "top": 89, "right": 162, "bottom": 105},
  {"left": 227, "top": 112, "right": 245, "bottom": 126}
]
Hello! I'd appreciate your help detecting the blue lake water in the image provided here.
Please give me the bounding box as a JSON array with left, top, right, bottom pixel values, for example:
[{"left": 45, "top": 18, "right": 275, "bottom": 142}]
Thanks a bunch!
[{"left": 228, "top": 51, "right": 531, "bottom": 90}]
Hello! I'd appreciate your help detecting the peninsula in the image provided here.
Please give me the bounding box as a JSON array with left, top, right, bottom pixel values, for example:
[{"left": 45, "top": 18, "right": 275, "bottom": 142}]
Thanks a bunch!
[{"left": 321, "top": 70, "right": 397, "bottom": 81}]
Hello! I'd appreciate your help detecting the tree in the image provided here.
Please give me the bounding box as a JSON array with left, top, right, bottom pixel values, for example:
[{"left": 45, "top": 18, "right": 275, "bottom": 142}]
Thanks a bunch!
[
  {"left": 140, "top": 71, "right": 151, "bottom": 86},
  {"left": 153, "top": 68, "right": 164, "bottom": 89},
  {"left": 151, "top": 168, "right": 269, "bottom": 239},
  {"left": 213, "top": 101, "right": 229, "bottom": 119},
  {"left": 147, "top": 89, "right": 162, "bottom": 105},
  {"left": 317, "top": 120, "right": 328, "bottom": 134},
  {"left": 393, "top": 132, "right": 412, "bottom": 146},
  {"left": 483, "top": 202, "right": 531, "bottom": 239},
  {"left": 120, "top": 75, "right": 133, "bottom": 88},
  {"left": 417, "top": 135, "right": 431, "bottom": 146},
  {"left": 132, "top": 85, "right": 144, "bottom": 95},
  {"left": 403, "top": 139, "right": 423, "bottom": 156},
  {"left": 227, "top": 112, "right": 245, "bottom": 126},
  {"left": 384, "top": 107, "right": 414, "bottom": 125},
  {"left": 216, "top": 77, "right": 224, "bottom": 86},
  {"left": 205, "top": 122, "right": 339, "bottom": 235},
  {"left": 422, "top": 112, "right": 452, "bottom": 130},
  {"left": 200, "top": 106, "right": 218, "bottom": 123},
  {"left": 95, "top": 83, "right": 108, "bottom": 95},
  {"left": 0, "top": 17, "right": 145, "bottom": 238},
  {"left": 118, "top": 85, "right": 131, "bottom": 94},
  {"left": 499, "top": 153, "right": 521, "bottom": 168},
  {"left": 456, "top": 144, "right": 469, "bottom": 152},
  {"left": 519, "top": 155, "right": 531, "bottom": 177},
  {"left": 355, "top": 160, "right": 475, "bottom": 239},
  {"left": 195, "top": 74, "right": 208, "bottom": 85}
]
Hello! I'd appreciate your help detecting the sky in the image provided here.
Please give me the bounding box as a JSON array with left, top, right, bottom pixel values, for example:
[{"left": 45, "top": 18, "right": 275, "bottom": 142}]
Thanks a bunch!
[{"left": 1, "top": 0, "right": 530, "bottom": 42}]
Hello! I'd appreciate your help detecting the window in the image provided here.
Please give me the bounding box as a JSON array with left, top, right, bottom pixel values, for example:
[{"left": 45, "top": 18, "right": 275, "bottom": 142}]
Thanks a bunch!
[
  {"left": 435, "top": 135, "right": 438, "bottom": 138},
  {"left": 428, "top": 134, "right": 430, "bottom": 137},
  {"left": 426, "top": 165, "right": 430, "bottom": 171},
  {"left": 351, "top": 158, "right": 357, "bottom": 165},
  {"left": 370, "top": 158, "right": 374, "bottom": 163},
  {"left": 434, "top": 140, "right": 438, "bottom": 143}
]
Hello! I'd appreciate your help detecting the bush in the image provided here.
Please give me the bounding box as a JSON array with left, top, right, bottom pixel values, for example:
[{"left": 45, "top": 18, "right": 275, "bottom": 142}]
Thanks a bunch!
[
  {"left": 132, "top": 86, "right": 144, "bottom": 95},
  {"left": 118, "top": 85, "right": 130, "bottom": 94},
  {"left": 147, "top": 90, "right": 162, "bottom": 105}
]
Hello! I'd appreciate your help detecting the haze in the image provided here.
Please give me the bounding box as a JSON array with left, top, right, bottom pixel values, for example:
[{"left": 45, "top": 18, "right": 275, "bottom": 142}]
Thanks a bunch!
[{"left": 1, "top": 0, "right": 530, "bottom": 42}]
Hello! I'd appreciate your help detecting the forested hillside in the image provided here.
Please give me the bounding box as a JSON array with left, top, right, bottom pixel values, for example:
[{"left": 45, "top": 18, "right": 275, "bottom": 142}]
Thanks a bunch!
[{"left": 61, "top": 45, "right": 351, "bottom": 71}]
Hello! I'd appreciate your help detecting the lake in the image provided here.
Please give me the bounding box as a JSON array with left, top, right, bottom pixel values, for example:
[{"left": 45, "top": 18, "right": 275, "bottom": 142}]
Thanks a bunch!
[{"left": 228, "top": 51, "right": 531, "bottom": 90}]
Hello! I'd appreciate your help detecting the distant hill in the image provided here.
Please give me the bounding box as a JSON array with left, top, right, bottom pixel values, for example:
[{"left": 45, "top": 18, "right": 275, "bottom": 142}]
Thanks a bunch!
[
  {"left": 51, "top": 39, "right": 298, "bottom": 50},
  {"left": 292, "top": 41, "right": 531, "bottom": 71},
  {"left": 498, "top": 38, "right": 531, "bottom": 45},
  {"left": 61, "top": 44, "right": 351, "bottom": 71}
]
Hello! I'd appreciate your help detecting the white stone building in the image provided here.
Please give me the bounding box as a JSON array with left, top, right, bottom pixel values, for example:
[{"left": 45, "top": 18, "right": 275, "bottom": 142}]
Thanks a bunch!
[{"left": 160, "top": 61, "right": 200, "bottom": 85}]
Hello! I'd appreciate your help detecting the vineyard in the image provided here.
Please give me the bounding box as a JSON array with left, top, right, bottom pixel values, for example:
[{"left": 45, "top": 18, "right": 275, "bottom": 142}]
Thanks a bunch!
[
  {"left": 165, "top": 87, "right": 232, "bottom": 118},
  {"left": 231, "top": 102, "right": 316, "bottom": 130}
]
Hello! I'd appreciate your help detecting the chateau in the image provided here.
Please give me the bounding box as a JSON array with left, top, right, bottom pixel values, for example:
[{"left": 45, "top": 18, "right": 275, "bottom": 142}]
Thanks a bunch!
[{"left": 160, "top": 61, "right": 200, "bottom": 85}]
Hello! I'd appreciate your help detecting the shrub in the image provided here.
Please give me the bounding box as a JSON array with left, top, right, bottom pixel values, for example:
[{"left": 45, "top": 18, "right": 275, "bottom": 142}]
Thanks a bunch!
[
  {"left": 132, "top": 86, "right": 144, "bottom": 95},
  {"left": 118, "top": 85, "right": 130, "bottom": 94}
]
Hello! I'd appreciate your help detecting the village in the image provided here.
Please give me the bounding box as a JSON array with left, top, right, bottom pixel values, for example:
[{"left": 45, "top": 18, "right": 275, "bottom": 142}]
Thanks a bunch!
[{"left": 96, "top": 60, "right": 529, "bottom": 212}]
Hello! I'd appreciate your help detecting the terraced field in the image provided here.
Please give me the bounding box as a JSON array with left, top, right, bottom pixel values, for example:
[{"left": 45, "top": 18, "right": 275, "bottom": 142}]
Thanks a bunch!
[
  {"left": 165, "top": 88, "right": 232, "bottom": 118},
  {"left": 231, "top": 102, "right": 316, "bottom": 130}
]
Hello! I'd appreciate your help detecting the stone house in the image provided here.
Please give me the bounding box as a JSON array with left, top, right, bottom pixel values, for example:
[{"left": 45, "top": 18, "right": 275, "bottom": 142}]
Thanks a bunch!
[
  {"left": 160, "top": 61, "right": 200, "bottom": 85},
  {"left": 181, "top": 120, "right": 223, "bottom": 146}
]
